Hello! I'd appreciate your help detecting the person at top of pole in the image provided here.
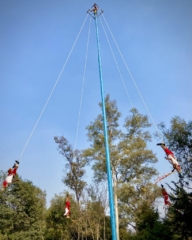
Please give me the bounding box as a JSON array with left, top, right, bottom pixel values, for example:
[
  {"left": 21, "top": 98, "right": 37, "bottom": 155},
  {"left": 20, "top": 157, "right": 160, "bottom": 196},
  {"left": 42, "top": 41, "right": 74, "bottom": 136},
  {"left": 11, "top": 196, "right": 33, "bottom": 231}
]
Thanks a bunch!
[
  {"left": 157, "top": 142, "right": 181, "bottom": 173},
  {"left": 1, "top": 160, "right": 19, "bottom": 191},
  {"left": 90, "top": 3, "right": 99, "bottom": 15},
  {"left": 161, "top": 184, "right": 171, "bottom": 206},
  {"left": 63, "top": 194, "right": 70, "bottom": 218}
]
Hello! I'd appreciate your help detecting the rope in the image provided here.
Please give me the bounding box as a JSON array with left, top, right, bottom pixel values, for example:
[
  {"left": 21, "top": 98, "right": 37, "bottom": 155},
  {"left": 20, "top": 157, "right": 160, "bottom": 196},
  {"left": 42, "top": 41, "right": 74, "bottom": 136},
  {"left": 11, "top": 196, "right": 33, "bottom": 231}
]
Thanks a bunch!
[
  {"left": 18, "top": 14, "right": 89, "bottom": 161},
  {"left": 99, "top": 18, "right": 133, "bottom": 108},
  {"left": 102, "top": 14, "right": 163, "bottom": 140},
  {"left": 173, "top": 170, "right": 179, "bottom": 182},
  {"left": 74, "top": 16, "right": 91, "bottom": 150}
]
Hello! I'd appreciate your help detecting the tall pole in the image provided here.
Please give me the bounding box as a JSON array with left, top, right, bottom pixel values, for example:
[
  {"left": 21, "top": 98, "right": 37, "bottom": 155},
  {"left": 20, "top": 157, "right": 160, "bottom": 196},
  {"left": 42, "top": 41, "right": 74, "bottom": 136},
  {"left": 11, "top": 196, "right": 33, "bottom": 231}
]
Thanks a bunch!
[{"left": 94, "top": 15, "right": 117, "bottom": 240}]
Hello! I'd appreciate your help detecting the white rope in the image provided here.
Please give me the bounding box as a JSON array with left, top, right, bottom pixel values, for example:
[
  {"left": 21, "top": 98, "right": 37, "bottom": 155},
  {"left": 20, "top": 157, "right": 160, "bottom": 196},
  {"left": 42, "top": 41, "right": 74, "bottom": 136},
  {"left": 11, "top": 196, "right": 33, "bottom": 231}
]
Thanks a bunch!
[
  {"left": 173, "top": 170, "right": 179, "bottom": 182},
  {"left": 99, "top": 17, "right": 133, "bottom": 108},
  {"left": 74, "top": 16, "right": 91, "bottom": 150},
  {"left": 102, "top": 14, "right": 163, "bottom": 140},
  {"left": 18, "top": 14, "right": 89, "bottom": 160}
]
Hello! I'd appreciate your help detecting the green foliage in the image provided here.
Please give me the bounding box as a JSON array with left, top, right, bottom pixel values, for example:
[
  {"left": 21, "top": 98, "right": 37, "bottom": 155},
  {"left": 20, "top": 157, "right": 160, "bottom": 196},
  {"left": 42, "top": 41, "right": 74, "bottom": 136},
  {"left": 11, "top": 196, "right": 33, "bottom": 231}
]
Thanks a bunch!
[
  {"left": 0, "top": 172, "right": 46, "bottom": 240},
  {"left": 166, "top": 182, "right": 192, "bottom": 240},
  {"left": 100, "top": 216, "right": 112, "bottom": 240},
  {"left": 84, "top": 95, "right": 122, "bottom": 181},
  {"left": 84, "top": 95, "right": 157, "bottom": 183},
  {"left": 119, "top": 182, "right": 161, "bottom": 229},
  {"left": 159, "top": 116, "right": 192, "bottom": 240},
  {"left": 3, "top": 103, "right": 192, "bottom": 239},
  {"left": 54, "top": 136, "right": 87, "bottom": 204},
  {"left": 132, "top": 204, "right": 175, "bottom": 240},
  {"left": 44, "top": 193, "right": 75, "bottom": 240},
  {"left": 119, "top": 228, "right": 133, "bottom": 240},
  {"left": 82, "top": 184, "right": 109, "bottom": 240},
  {"left": 83, "top": 95, "right": 158, "bottom": 235},
  {"left": 45, "top": 188, "right": 112, "bottom": 240}
]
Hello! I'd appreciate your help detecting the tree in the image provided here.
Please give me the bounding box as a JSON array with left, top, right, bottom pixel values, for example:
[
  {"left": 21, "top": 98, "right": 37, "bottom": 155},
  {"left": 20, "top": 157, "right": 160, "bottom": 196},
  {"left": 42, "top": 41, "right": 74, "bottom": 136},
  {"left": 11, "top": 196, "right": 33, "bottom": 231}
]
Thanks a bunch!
[
  {"left": 119, "top": 182, "right": 161, "bottom": 231},
  {"left": 45, "top": 186, "right": 112, "bottom": 240},
  {"left": 45, "top": 193, "right": 78, "bottom": 240},
  {"left": 54, "top": 136, "right": 87, "bottom": 240},
  {"left": 83, "top": 95, "right": 158, "bottom": 239},
  {"left": 167, "top": 182, "right": 192, "bottom": 240},
  {"left": 132, "top": 203, "right": 175, "bottom": 240},
  {"left": 82, "top": 184, "right": 110, "bottom": 240},
  {"left": 54, "top": 136, "right": 87, "bottom": 205},
  {"left": 0, "top": 172, "right": 46, "bottom": 240}
]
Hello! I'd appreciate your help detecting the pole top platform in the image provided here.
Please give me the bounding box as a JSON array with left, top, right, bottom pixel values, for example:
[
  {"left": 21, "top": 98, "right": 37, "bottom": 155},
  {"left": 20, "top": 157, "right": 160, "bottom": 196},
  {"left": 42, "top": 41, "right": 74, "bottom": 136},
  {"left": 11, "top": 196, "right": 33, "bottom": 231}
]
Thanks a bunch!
[{"left": 87, "top": 3, "right": 103, "bottom": 19}]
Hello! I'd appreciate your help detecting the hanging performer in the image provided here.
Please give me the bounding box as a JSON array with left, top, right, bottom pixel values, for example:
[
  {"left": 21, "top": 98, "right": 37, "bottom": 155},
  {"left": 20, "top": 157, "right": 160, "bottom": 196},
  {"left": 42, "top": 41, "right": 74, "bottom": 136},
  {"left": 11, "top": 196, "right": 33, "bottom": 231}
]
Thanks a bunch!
[
  {"left": 1, "top": 160, "right": 19, "bottom": 191},
  {"left": 63, "top": 194, "right": 71, "bottom": 218},
  {"left": 161, "top": 184, "right": 184, "bottom": 214},
  {"left": 161, "top": 184, "right": 171, "bottom": 207},
  {"left": 157, "top": 143, "right": 181, "bottom": 173}
]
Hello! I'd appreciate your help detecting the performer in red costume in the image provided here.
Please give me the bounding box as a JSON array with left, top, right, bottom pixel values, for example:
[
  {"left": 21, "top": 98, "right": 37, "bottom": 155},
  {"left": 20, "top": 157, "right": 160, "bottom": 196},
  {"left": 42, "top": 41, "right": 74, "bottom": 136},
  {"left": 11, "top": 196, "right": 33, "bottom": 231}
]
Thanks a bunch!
[
  {"left": 161, "top": 184, "right": 184, "bottom": 214},
  {"left": 161, "top": 184, "right": 171, "bottom": 206},
  {"left": 63, "top": 194, "right": 70, "bottom": 218},
  {"left": 157, "top": 143, "right": 181, "bottom": 172},
  {"left": 1, "top": 160, "right": 19, "bottom": 191}
]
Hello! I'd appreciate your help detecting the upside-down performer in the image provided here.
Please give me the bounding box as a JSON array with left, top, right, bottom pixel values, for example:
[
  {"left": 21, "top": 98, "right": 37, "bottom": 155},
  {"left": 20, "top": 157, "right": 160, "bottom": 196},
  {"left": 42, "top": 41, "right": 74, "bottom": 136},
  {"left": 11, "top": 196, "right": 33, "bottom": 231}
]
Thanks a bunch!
[
  {"left": 161, "top": 184, "right": 184, "bottom": 214},
  {"left": 63, "top": 194, "right": 70, "bottom": 218},
  {"left": 157, "top": 143, "right": 181, "bottom": 173},
  {"left": 161, "top": 184, "right": 171, "bottom": 206},
  {"left": 1, "top": 160, "right": 19, "bottom": 191}
]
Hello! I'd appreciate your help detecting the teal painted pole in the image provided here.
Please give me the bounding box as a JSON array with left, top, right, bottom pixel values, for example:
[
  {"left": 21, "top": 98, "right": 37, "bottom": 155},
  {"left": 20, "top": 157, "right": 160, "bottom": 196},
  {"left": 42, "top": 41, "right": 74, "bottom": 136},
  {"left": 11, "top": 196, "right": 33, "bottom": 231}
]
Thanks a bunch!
[{"left": 94, "top": 15, "right": 117, "bottom": 240}]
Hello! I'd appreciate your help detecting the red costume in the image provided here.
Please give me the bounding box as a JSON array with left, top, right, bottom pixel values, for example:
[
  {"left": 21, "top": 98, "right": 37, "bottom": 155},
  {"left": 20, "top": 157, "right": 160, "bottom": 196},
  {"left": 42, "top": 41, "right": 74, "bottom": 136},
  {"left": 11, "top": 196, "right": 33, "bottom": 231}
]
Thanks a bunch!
[
  {"left": 157, "top": 143, "right": 181, "bottom": 172},
  {"left": 163, "top": 148, "right": 175, "bottom": 157},
  {"left": 65, "top": 200, "right": 70, "bottom": 214},
  {"left": 2, "top": 161, "right": 19, "bottom": 189},
  {"left": 63, "top": 197, "right": 70, "bottom": 217},
  {"left": 161, "top": 185, "right": 171, "bottom": 205}
]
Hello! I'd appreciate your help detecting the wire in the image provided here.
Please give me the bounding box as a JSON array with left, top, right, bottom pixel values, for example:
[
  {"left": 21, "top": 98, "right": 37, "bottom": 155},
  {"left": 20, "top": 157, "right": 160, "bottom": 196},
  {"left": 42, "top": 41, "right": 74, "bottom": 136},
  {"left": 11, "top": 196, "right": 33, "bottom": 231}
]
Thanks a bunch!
[
  {"left": 102, "top": 14, "right": 163, "bottom": 140},
  {"left": 74, "top": 16, "right": 92, "bottom": 150},
  {"left": 99, "top": 17, "right": 133, "bottom": 108},
  {"left": 18, "top": 14, "right": 89, "bottom": 161}
]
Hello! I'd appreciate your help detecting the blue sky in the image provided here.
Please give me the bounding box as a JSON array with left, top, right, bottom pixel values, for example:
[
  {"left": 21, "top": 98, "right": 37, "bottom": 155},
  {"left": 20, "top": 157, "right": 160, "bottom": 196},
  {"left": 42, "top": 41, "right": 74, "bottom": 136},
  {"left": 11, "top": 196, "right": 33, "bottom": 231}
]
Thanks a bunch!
[{"left": 0, "top": 0, "right": 192, "bottom": 207}]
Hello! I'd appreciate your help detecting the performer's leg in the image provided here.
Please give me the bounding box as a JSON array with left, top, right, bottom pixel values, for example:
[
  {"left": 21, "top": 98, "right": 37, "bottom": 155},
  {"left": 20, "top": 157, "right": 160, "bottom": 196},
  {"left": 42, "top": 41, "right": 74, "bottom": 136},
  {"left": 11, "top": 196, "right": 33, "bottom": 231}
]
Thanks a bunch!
[
  {"left": 166, "top": 155, "right": 178, "bottom": 166},
  {"left": 167, "top": 155, "right": 181, "bottom": 172},
  {"left": 64, "top": 207, "right": 69, "bottom": 216},
  {"left": 164, "top": 195, "right": 171, "bottom": 205},
  {"left": 1, "top": 181, "right": 8, "bottom": 191}
]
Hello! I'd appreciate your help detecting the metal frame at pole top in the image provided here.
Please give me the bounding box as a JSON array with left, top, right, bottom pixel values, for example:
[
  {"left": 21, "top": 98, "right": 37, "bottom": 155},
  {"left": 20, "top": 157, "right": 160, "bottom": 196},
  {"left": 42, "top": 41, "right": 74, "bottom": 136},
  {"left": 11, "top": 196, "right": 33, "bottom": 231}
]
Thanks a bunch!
[{"left": 93, "top": 10, "right": 117, "bottom": 240}]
